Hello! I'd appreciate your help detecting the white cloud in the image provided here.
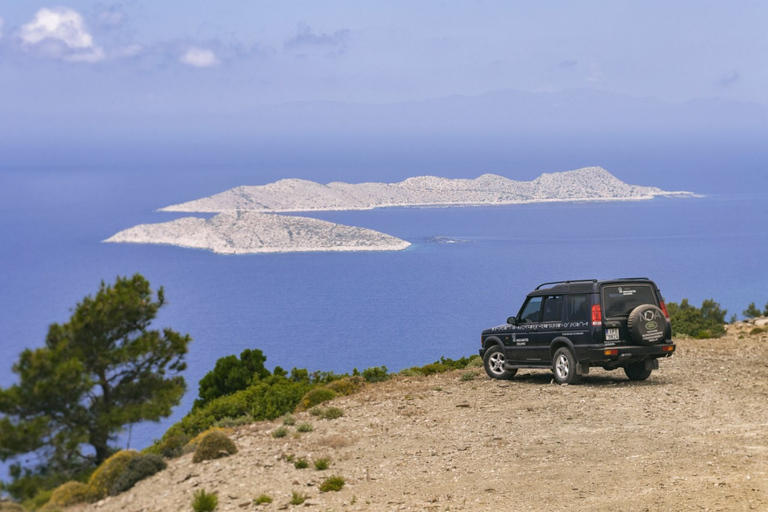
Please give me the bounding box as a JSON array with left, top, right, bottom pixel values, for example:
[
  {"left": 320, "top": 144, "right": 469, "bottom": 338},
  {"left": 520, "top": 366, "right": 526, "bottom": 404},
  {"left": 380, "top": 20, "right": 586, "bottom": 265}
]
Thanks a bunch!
[
  {"left": 180, "top": 47, "right": 219, "bottom": 67},
  {"left": 19, "top": 7, "right": 104, "bottom": 62}
]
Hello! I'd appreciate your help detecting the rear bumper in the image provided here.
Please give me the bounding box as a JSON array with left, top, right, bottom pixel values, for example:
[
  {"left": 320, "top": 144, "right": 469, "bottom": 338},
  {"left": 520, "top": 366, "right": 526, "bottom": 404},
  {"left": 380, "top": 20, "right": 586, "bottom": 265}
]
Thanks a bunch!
[{"left": 581, "top": 342, "right": 675, "bottom": 365}]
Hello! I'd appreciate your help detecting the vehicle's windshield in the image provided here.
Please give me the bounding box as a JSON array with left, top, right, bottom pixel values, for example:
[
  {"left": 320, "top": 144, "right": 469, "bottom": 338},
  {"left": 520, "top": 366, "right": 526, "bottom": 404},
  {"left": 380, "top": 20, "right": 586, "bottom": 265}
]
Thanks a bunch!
[{"left": 602, "top": 285, "right": 656, "bottom": 317}]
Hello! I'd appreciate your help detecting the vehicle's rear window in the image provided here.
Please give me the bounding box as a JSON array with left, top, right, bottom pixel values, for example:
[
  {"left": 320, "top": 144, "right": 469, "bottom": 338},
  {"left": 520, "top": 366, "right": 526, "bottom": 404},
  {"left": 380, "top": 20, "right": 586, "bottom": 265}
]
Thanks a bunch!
[{"left": 602, "top": 285, "right": 657, "bottom": 317}]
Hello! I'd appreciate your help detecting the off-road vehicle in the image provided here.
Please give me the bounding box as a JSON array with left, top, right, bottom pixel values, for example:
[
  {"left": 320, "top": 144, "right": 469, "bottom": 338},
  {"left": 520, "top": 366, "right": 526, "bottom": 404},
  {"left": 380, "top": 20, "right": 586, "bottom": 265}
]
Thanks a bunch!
[{"left": 480, "top": 278, "right": 675, "bottom": 384}]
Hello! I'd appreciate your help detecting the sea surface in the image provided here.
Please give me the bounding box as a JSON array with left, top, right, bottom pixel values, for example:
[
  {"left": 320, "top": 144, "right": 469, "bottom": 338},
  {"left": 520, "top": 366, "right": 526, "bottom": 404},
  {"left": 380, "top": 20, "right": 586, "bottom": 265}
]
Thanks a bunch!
[{"left": 1, "top": 162, "right": 767, "bottom": 456}]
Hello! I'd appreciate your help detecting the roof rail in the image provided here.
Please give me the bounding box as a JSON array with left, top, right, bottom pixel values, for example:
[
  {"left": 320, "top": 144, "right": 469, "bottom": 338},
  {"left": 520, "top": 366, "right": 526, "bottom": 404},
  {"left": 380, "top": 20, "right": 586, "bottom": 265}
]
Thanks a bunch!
[
  {"left": 610, "top": 277, "right": 650, "bottom": 281},
  {"left": 535, "top": 279, "right": 597, "bottom": 290}
]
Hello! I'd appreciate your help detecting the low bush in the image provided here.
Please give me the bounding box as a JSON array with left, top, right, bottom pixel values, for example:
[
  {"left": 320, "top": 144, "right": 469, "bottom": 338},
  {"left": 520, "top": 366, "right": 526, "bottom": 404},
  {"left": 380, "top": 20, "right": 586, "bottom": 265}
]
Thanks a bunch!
[
  {"left": 750, "top": 327, "right": 766, "bottom": 335},
  {"left": 271, "top": 427, "right": 289, "bottom": 439},
  {"left": 282, "top": 414, "right": 296, "bottom": 426},
  {"left": 309, "top": 406, "right": 344, "bottom": 420},
  {"left": 290, "top": 491, "right": 307, "bottom": 505},
  {"left": 296, "top": 422, "right": 313, "bottom": 433},
  {"left": 253, "top": 494, "right": 273, "bottom": 504},
  {"left": 318, "top": 475, "right": 345, "bottom": 492},
  {"left": 108, "top": 454, "right": 166, "bottom": 495},
  {"left": 296, "top": 388, "right": 337, "bottom": 412},
  {"left": 40, "top": 481, "right": 91, "bottom": 510},
  {"left": 360, "top": 366, "right": 389, "bottom": 383},
  {"left": 461, "top": 372, "right": 476, "bottom": 381},
  {"left": 667, "top": 299, "right": 727, "bottom": 338},
  {"left": 88, "top": 450, "right": 143, "bottom": 501},
  {"left": 0, "top": 501, "right": 26, "bottom": 511},
  {"left": 325, "top": 376, "right": 366, "bottom": 396},
  {"left": 314, "top": 457, "right": 330, "bottom": 470},
  {"left": 294, "top": 458, "right": 309, "bottom": 469},
  {"left": 193, "top": 431, "right": 238, "bottom": 463},
  {"left": 192, "top": 489, "right": 218, "bottom": 512},
  {"left": 143, "top": 433, "right": 191, "bottom": 459}
]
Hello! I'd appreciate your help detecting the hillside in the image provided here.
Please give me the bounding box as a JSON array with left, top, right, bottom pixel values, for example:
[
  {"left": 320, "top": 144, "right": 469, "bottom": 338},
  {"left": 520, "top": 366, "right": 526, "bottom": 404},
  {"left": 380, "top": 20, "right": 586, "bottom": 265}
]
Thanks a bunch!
[
  {"left": 160, "top": 166, "right": 691, "bottom": 213},
  {"left": 71, "top": 335, "right": 767, "bottom": 512}
]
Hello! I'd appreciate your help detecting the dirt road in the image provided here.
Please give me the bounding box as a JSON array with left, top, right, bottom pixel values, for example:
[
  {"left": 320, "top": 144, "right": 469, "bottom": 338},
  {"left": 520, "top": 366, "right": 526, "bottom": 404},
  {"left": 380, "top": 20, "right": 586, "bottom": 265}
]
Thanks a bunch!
[{"left": 82, "top": 335, "right": 768, "bottom": 511}]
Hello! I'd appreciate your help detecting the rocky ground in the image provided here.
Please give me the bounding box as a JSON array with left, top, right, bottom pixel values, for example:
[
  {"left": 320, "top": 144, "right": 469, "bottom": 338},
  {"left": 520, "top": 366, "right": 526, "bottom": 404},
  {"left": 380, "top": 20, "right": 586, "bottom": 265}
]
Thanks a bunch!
[{"left": 74, "top": 334, "right": 767, "bottom": 512}]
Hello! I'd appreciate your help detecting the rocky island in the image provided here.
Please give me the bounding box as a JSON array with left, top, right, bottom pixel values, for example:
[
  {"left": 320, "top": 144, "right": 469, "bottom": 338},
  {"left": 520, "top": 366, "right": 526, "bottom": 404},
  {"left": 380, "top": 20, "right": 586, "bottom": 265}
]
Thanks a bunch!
[
  {"left": 106, "top": 167, "right": 693, "bottom": 254},
  {"left": 105, "top": 212, "right": 411, "bottom": 254},
  {"left": 160, "top": 166, "right": 691, "bottom": 213}
]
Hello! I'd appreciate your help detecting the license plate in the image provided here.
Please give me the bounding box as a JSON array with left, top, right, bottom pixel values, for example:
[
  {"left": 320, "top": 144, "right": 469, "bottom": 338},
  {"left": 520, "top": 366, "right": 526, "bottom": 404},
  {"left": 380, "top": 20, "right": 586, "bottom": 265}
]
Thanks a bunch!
[{"left": 605, "top": 328, "right": 620, "bottom": 341}]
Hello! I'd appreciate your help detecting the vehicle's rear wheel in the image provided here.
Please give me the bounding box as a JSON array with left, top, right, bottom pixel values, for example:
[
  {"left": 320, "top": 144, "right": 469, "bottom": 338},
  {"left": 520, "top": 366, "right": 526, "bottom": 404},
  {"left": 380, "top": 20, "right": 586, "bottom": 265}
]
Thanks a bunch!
[
  {"left": 624, "top": 361, "right": 652, "bottom": 381},
  {"left": 627, "top": 304, "right": 666, "bottom": 345},
  {"left": 552, "top": 347, "right": 581, "bottom": 384},
  {"left": 483, "top": 345, "right": 517, "bottom": 380}
]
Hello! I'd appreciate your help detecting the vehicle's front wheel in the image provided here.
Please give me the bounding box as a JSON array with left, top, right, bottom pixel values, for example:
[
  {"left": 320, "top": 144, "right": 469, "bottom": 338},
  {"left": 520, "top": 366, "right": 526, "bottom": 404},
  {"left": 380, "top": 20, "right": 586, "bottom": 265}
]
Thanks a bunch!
[
  {"left": 624, "top": 361, "right": 652, "bottom": 381},
  {"left": 552, "top": 347, "right": 581, "bottom": 385},
  {"left": 483, "top": 345, "right": 517, "bottom": 380}
]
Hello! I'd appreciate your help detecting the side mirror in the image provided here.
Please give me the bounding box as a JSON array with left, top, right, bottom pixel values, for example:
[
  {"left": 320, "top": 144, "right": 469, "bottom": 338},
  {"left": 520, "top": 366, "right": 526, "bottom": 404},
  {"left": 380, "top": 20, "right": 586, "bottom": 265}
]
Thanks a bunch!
[{"left": 506, "top": 316, "right": 518, "bottom": 326}]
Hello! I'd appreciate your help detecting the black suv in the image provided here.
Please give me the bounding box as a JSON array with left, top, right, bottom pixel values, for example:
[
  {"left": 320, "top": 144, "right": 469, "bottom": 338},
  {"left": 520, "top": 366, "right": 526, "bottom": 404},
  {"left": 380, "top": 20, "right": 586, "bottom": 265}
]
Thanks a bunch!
[{"left": 480, "top": 278, "right": 675, "bottom": 384}]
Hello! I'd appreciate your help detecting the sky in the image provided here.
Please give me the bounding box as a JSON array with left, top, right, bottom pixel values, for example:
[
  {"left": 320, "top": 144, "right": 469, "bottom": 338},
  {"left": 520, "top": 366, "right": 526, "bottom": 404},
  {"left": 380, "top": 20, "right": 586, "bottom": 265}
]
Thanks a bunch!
[{"left": 1, "top": 1, "right": 767, "bottom": 115}]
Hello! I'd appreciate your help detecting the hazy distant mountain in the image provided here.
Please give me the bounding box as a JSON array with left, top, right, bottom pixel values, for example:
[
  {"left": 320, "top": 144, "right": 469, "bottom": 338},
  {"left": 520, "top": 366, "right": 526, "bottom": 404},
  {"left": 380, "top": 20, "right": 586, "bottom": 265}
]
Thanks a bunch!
[{"left": 162, "top": 166, "right": 691, "bottom": 213}]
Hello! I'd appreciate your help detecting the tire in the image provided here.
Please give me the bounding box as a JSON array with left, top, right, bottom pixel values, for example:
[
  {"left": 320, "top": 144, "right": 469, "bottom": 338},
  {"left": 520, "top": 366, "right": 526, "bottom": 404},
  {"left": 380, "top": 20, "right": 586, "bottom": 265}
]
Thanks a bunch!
[
  {"left": 552, "top": 347, "right": 581, "bottom": 385},
  {"left": 624, "top": 361, "right": 652, "bottom": 381},
  {"left": 483, "top": 345, "right": 517, "bottom": 380},
  {"left": 627, "top": 304, "right": 666, "bottom": 345}
]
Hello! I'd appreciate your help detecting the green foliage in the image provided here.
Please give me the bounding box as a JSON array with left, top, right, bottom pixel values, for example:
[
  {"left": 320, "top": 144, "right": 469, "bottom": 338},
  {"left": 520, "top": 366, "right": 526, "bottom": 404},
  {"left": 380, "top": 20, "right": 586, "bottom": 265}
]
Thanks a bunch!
[
  {"left": 309, "top": 407, "right": 344, "bottom": 420},
  {"left": 0, "top": 274, "right": 190, "bottom": 484},
  {"left": 88, "top": 450, "right": 142, "bottom": 501},
  {"left": 0, "top": 500, "right": 26, "bottom": 511},
  {"left": 318, "top": 475, "right": 345, "bottom": 492},
  {"left": 296, "top": 422, "right": 313, "bottom": 433},
  {"left": 194, "top": 349, "right": 271, "bottom": 410},
  {"left": 743, "top": 302, "right": 762, "bottom": 319},
  {"left": 314, "top": 457, "right": 330, "bottom": 470},
  {"left": 750, "top": 327, "right": 766, "bottom": 335},
  {"left": 271, "top": 427, "right": 289, "bottom": 439},
  {"left": 293, "top": 458, "right": 308, "bottom": 469},
  {"left": 461, "top": 372, "right": 476, "bottom": 381},
  {"left": 296, "top": 388, "right": 337, "bottom": 412},
  {"left": 40, "top": 481, "right": 91, "bottom": 510},
  {"left": 253, "top": 494, "right": 273, "bottom": 504},
  {"left": 108, "top": 453, "right": 166, "bottom": 496},
  {"left": 192, "top": 490, "right": 218, "bottom": 512},
  {"left": 143, "top": 434, "right": 190, "bottom": 459},
  {"left": 765, "top": 302, "right": 768, "bottom": 317},
  {"left": 324, "top": 376, "right": 366, "bottom": 396},
  {"left": 290, "top": 491, "right": 307, "bottom": 505},
  {"left": 192, "top": 431, "right": 237, "bottom": 463},
  {"left": 360, "top": 366, "right": 390, "bottom": 383},
  {"left": 667, "top": 298, "right": 727, "bottom": 338},
  {"left": 281, "top": 414, "right": 296, "bottom": 426}
]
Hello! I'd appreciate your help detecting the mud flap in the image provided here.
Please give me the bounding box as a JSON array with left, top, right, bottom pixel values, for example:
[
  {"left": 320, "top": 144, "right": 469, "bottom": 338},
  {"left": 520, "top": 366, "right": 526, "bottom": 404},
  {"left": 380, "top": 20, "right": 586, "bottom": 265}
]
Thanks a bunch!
[
  {"left": 577, "top": 362, "right": 590, "bottom": 375},
  {"left": 645, "top": 359, "right": 659, "bottom": 371}
]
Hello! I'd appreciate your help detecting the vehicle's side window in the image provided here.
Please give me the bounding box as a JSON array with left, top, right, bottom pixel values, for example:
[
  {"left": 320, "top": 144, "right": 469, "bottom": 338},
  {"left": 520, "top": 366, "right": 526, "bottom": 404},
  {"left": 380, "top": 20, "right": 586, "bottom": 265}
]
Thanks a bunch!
[
  {"left": 566, "top": 294, "right": 590, "bottom": 322},
  {"left": 541, "top": 295, "right": 562, "bottom": 322},
  {"left": 518, "top": 296, "right": 543, "bottom": 323}
]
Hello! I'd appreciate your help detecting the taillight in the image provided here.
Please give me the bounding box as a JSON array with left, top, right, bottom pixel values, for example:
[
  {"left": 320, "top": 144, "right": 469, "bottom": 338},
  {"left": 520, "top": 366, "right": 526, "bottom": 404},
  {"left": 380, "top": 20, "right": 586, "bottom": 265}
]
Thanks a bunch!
[
  {"left": 662, "top": 345, "right": 675, "bottom": 352},
  {"left": 660, "top": 300, "right": 669, "bottom": 318},
  {"left": 591, "top": 304, "right": 602, "bottom": 326},
  {"left": 604, "top": 349, "right": 618, "bottom": 356}
]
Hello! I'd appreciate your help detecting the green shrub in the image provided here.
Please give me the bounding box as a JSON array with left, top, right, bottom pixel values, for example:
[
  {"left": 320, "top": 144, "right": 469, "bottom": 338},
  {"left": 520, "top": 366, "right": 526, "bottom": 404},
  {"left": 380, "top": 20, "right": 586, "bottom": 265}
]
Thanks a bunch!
[
  {"left": 194, "top": 349, "right": 271, "bottom": 410},
  {"left": 40, "top": 481, "right": 91, "bottom": 510},
  {"left": 282, "top": 414, "right": 296, "bottom": 426},
  {"left": 253, "top": 494, "right": 273, "bottom": 504},
  {"left": 193, "top": 431, "right": 238, "bottom": 463},
  {"left": 318, "top": 475, "right": 345, "bottom": 492},
  {"left": 743, "top": 302, "right": 762, "bottom": 319},
  {"left": 309, "top": 406, "right": 344, "bottom": 420},
  {"left": 21, "top": 489, "right": 54, "bottom": 511},
  {"left": 88, "top": 450, "right": 142, "bottom": 500},
  {"left": 296, "top": 422, "right": 313, "bottom": 433},
  {"left": 108, "top": 454, "right": 166, "bottom": 495},
  {"left": 296, "top": 388, "right": 337, "bottom": 412},
  {"left": 0, "top": 501, "right": 26, "bottom": 511},
  {"left": 461, "top": 372, "right": 476, "bottom": 381},
  {"left": 294, "top": 458, "right": 309, "bottom": 469},
  {"left": 361, "top": 366, "right": 389, "bottom": 383},
  {"left": 213, "top": 415, "right": 252, "bottom": 429},
  {"left": 750, "top": 327, "right": 766, "bottom": 335},
  {"left": 192, "top": 489, "right": 218, "bottom": 512},
  {"left": 325, "top": 376, "right": 366, "bottom": 396},
  {"left": 290, "top": 491, "right": 307, "bottom": 505},
  {"left": 314, "top": 457, "right": 330, "bottom": 470},
  {"left": 143, "top": 433, "right": 191, "bottom": 459},
  {"left": 667, "top": 299, "right": 727, "bottom": 338},
  {"left": 271, "top": 427, "right": 289, "bottom": 439}
]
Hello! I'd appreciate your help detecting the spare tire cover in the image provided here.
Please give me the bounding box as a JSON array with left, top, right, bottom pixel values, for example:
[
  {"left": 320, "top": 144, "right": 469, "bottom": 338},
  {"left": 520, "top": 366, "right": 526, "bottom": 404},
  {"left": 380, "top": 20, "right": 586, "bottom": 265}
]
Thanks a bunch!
[{"left": 627, "top": 304, "right": 666, "bottom": 345}]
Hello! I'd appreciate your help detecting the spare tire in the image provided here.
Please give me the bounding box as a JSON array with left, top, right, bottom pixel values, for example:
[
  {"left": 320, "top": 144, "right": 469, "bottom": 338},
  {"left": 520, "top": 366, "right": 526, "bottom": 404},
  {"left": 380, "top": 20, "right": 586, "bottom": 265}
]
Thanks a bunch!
[{"left": 627, "top": 304, "right": 666, "bottom": 345}]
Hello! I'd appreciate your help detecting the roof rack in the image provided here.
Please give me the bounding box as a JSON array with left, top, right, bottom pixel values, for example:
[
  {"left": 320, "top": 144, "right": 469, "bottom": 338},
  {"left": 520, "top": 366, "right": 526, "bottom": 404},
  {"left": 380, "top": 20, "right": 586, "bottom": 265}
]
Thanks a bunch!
[{"left": 535, "top": 277, "right": 651, "bottom": 290}]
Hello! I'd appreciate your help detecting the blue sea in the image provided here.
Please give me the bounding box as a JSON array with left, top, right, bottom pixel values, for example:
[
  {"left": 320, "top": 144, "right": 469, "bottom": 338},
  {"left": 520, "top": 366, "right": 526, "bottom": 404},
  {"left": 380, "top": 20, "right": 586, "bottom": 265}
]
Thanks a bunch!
[{"left": 1, "top": 158, "right": 767, "bottom": 457}]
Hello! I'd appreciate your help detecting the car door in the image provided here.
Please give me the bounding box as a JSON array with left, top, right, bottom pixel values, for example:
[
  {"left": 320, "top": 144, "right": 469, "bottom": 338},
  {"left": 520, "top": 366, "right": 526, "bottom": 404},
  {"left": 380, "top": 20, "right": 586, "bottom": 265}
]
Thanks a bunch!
[
  {"left": 508, "top": 296, "right": 543, "bottom": 363},
  {"left": 534, "top": 295, "right": 564, "bottom": 360}
]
